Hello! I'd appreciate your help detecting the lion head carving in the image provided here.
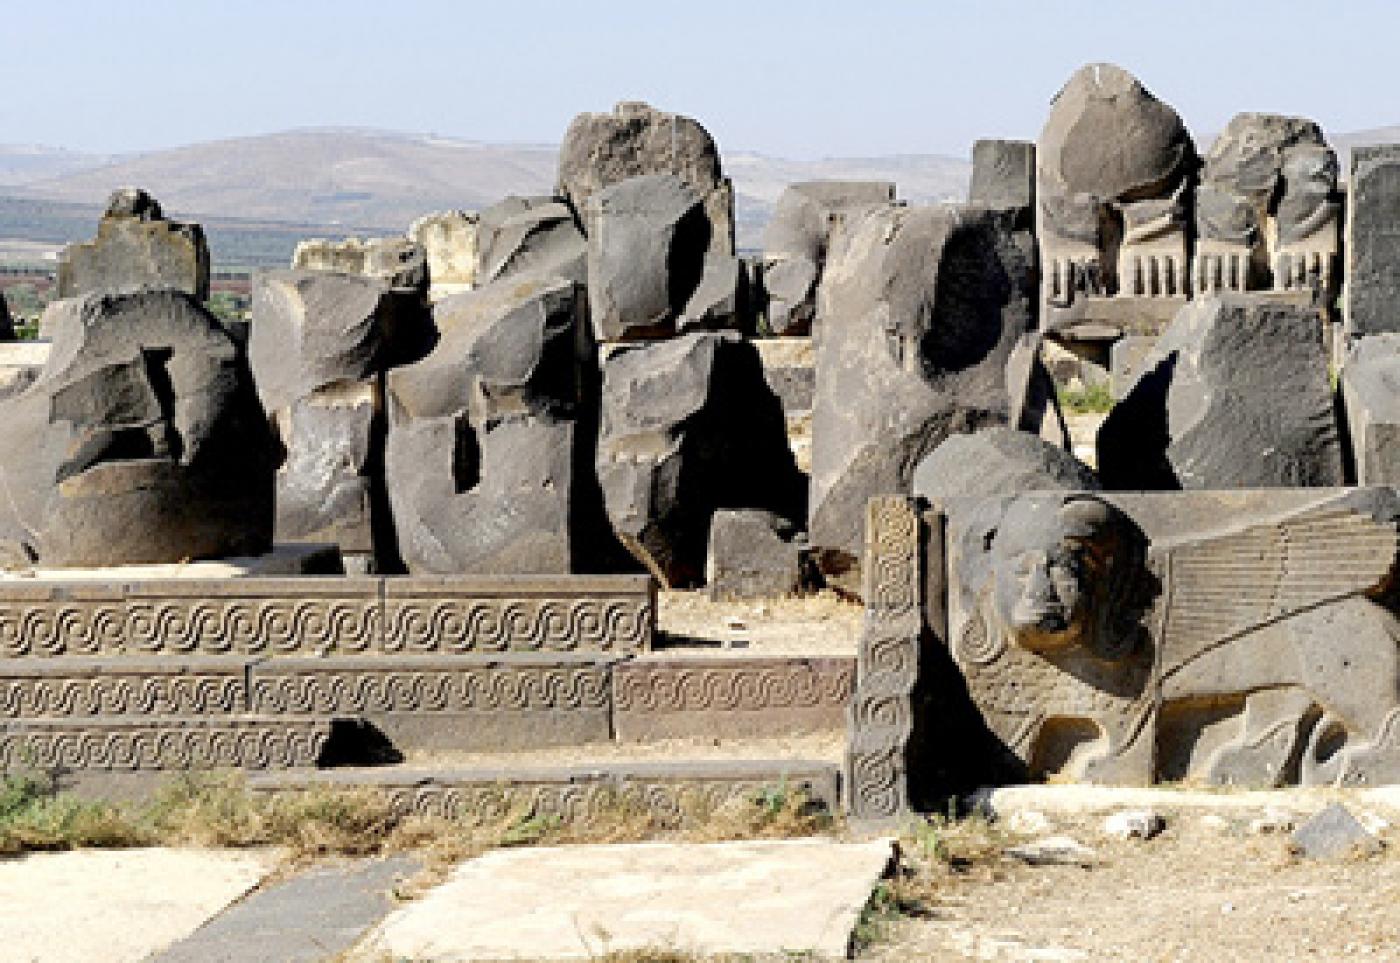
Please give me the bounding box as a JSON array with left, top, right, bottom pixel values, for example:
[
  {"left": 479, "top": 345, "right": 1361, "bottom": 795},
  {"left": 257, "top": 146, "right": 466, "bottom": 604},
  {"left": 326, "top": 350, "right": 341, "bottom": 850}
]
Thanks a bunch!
[{"left": 987, "top": 493, "right": 1150, "bottom": 659}]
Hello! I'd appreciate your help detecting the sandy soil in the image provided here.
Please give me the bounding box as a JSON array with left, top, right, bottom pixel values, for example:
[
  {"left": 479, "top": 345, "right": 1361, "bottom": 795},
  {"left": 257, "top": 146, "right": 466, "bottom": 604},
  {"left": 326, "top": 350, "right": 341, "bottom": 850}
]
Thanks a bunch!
[
  {"left": 864, "top": 805, "right": 1400, "bottom": 962},
  {"left": 655, "top": 589, "right": 861, "bottom": 658}
]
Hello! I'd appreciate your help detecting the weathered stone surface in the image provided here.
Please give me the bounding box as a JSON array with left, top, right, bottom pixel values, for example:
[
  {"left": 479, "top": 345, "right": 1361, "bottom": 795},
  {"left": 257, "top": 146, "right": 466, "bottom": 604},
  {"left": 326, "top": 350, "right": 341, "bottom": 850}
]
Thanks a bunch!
[
  {"left": 292, "top": 236, "right": 428, "bottom": 294},
  {"left": 250, "top": 269, "right": 431, "bottom": 416},
  {"left": 0, "top": 289, "right": 276, "bottom": 567},
  {"left": 808, "top": 202, "right": 1054, "bottom": 566},
  {"left": 386, "top": 276, "right": 592, "bottom": 574},
  {"left": 615, "top": 656, "right": 854, "bottom": 741},
  {"left": 1109, "top": 333, "right": 1157, "bottom": 400},
  {"left": 0, "top": 340, "right": 47, "bottom": 402},
  {"left": 1037, "top": 64, "right": 1195, "bottom": 313},
  {"left": 0, "top": 657, "right": 251, "bottom": 719},
  {"left": 596, "top": 332, "right": 804, "bottom": 587},
  {"left": 1342, "top": 334, "right": 1400, "bottom": 485},
  {"left": 970, "top": 140, "right": 1035, "bottom": 211},
  {"left": 558, "top": 101, "right": 734, "bottom": 256},
  {"left": 585, "top": 174, "right": 710, "bottom": 341},
  {"left": 408, "top": 210, "right": 479, "bottom": 300},
  {"left": 1290, "top": 804, "right": 1383, "bottom": 859},
  {"left": 0, "top": 716, "right": 329, "bottom": 770},
  {"left": 761, "top": 181, "right": 894, "bottom": 336},
  {"left": 705, "top": 510, "right": 803, "bottom": 600},
  {"left": 912, "top": 427, "right": 1097, "bottom": 504},
  {"left": 475, "top": 195, "right": 586, "bottom": 286},
  {"left": 938, "top": 486, "right": 1400, "bottom": 787},
  {"left": 273, "top": 381, "right": 380, "bottom": 555},
  {"left": 1194, "top": 114, "right": 1334, "bottom": 294},
  {"left": 1098, "top": 295, "right": 1341, "bottom": 489},
  {"left": 0, "top": 574, "right": 653, "bottom": 658},
  {"left": 57, "top": 188, "right": 209, "bottom": 301},
  {"left": 249, "top": 654, "right": 616, "bottom": 752},
  {"left": 1347, "top": 144, "right": 1400, "bottom": 338}
]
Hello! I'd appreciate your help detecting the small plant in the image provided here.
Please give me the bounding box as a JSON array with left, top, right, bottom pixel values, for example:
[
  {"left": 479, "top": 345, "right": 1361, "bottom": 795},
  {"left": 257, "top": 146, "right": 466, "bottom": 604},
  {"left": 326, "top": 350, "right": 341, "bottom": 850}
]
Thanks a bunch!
[{"left": 1058, "top": 380, "right": 1114, "bottom": 415}]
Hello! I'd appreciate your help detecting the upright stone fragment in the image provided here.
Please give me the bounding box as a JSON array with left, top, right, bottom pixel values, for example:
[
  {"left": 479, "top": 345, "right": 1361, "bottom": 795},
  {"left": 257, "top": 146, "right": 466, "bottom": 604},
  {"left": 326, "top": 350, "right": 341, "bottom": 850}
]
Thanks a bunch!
[
  {"left": 1341, "top": 334, "right": 1400, "bottom": 485},
  {"left": 558, "top": 101, "right": 735, "bottom": 256},
  {"left": 1098, "top": 295, "right": 1342, "bottom": 489},
  {"left": 969, "top": 140, "right": 1035, "bottom": 212},
  {"left": 585, "top": 174, "right": 710, "bottom": 341},
  {"left": 596, "top": 333, "right": 804, "bottom": 587},
  {"left": 1348, "top": 144, "right": 1400, "bottom": 339},
  {"left": 0, "top": 289, "right": 276, "bottom": 566},
  {"left": 57, "top": 189, "right": 209, "bottom": 301},
  {"left": 476, "top": 195, "right": 586, "bottom": 286},
  {"left": 0, "top": 290, "right": 13, "bottom": 340},
  {"left": 408, "top": 210, "right": 479, "bottom": 300},
  {"left": 808, "top": 203, "right": 1055, "bottom": 567},
  {"left": 761, "top": 182, "right": 895, "bottom": 336},
  {"left": 386, "top": 276, "right": 589, "bottom": 574},
  {"left": 705, "top": 510, "right": 804, "bottom": 601}
]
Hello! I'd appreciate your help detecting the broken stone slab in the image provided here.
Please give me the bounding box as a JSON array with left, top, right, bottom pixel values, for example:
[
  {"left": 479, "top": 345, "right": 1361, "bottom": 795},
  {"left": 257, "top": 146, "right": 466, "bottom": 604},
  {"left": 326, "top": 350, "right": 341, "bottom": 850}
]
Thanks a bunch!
[
  {"left": 273, "top": 380, "right": 381, "bottom": 557},
  {"left": 912, "top": 426, "right": 1098, "bottom": 505},
  {"left": 56, "top": 188, "right": 210, "bottom": 301},
  {"left": 808, "top": 202, "right": 1055, "bottom": 572},
  {"left": 969, "top": 139, "right": 1035, "bottom": 213},
  {"left": 408, "top": 210, "right": 479, "bottom": 300},
  {"left": 475, "top": 194, "right": 586, "bottom": 286},
  {"left": 1342, "top": 334, "right": 1400, "bottom": 485},
  {"left": 596, "top": 332, "right": 805, "bottom": 587},
  {"left": 705, "top": 509, "right": 805, "bottom": 600},
  {"left": 761, "top": 181, "right": 895, "bottom": 337},
  {"left": 1347, "top": 144, "right": 1400, "bottom": 338},
  {"left": 0, "top": 288, "right": 277, "bottom": 567},
  {"left": 385, "top": 275, "right": 591, "bottom": 574},
  {"left": 585, "top": 173, "right": 711, "bottom": 341},
  {"left": 1098, "top": 295, "right": 1342, "bottom": 489},
  {"left": 358, "top": 837, "right": 892, "bottom": 961},
  {"left": 558, "top": 100, "right": 735, "bottom": 256},
  {"left": 250, "top": 269, "right": 433, "bottom": 415},
  {"left": 1289, "top": 803, "right": 1383, "bottom": 859}
]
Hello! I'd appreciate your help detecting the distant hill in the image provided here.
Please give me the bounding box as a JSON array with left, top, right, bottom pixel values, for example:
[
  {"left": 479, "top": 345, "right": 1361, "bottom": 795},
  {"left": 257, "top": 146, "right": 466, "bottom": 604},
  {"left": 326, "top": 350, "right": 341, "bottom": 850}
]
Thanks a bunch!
[
  {"left": 2, "top": 128, "right": 973, "bottom": 256},
  {"left": 0, "top": 144, "right": 115, "bottom": 188}
]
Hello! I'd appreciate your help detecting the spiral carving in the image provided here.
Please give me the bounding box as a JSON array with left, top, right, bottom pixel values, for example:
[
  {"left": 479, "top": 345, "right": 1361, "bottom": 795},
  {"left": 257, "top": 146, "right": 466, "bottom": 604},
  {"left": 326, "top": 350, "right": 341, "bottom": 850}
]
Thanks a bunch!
[
  {"left": 613, "top": 660, "right": 854, "bottom": 712},
  {"left": 0, "top": 720, "right": 327, "bottom": 771},
  {"left": 251, "top": 664, "right": 611, "bottom": 714},
  {"left": 953, "top": 610, "right": 1005, "bottom": 666}
]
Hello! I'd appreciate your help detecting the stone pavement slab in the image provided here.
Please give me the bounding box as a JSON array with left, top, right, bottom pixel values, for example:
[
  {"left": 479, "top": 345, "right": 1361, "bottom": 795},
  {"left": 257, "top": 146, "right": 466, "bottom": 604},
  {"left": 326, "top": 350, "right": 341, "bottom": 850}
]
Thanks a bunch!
[
  {"left": 0, "top": 847, "right": 275, "bottom": 963},
  {"left": 355, "top": 837, "right": 894, "bottom": 960},
  {"left": 154, "top": 853, "right": 420, "bottom": 963}
]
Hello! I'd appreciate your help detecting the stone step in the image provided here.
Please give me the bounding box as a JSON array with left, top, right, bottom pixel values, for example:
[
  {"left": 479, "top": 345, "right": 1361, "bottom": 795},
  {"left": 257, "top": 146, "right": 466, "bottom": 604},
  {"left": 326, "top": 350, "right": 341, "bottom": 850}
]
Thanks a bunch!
[
  {"left": 0, "top": 716, "right": 331, "bottom": 771},
  {"left": 0, "top": 657, "right": 254, "bottom": 720},
  {"left": 249, "top": 757, "right": 840, "bottom": 824},
  {"left": 0, "top": 574, "right": 654, "bottom": 659}
]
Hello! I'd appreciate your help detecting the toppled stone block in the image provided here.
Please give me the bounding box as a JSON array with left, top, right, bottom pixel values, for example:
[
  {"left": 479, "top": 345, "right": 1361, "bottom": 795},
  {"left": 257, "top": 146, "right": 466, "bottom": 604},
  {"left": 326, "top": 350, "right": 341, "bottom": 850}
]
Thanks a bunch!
[
  {"left": 1098, "top": 295, "right": 1342, "bottom": 489},
  {"left": 558, "top": 101, "right": 734, "bottom": 256},
  {"left": 250, "top": 269, "right": 433, "bottom": 416},
  {"left": 0, "top": 289, "right": 276, "bottom": 566},
  {"left": 476, "top": 195, "right": 586, "bottom": 286},
  {"left": 705, "top": 510, "right": 804, "bottom": 600},
  {"left": 913, "top": 427, "right": 1097, "bottom": 504},
  {"left": 808, "top": 203, "right": 1056, "bottom": 569},
  {"left": 1289, "top": 804, "right": 1382, "bottom": 859},
  {"left": 408, "top": 210, "right": 479, "bottom": 300},
  {"left": 273, "top": 381, "right": 380, "bottom": 557},
  {"left": 1342, "top": 334, "right": 1400, "bottom": 485},
  {"left": 386, "top": 276, "right": 589, "bottom": 574},
  {"left": 596, "top": 333, "right": 804, "bottom": 587},
  {"left": 1348, "top": 144, "right": 1400, "bottom": 338},
  {"left": 585, "top": 174, "right": 710, "bottom": 341},
  {"left": 969, "top": 140, "right": 1035, "bottom": 212},
  {"left": 57, "top": 188, "right": 209, "bottom": 301},
  {"left": 292, "top": 236, "right": 428, "bottom": 294},
  {"left": 761, "top": 181, "right": 894, "bottom": 336}
]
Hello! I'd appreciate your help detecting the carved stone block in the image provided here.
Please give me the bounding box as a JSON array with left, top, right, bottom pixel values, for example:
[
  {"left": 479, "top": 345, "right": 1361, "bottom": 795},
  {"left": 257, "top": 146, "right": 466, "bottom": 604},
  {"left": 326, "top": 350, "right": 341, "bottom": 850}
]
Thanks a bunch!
[
  {"left": 0, "top": 716, "right": 329, "bottom": 770},
  {"left": 613, "top": 656, "right": 854, "bottom": 741},
  {"left": 0, "top": 658, "right": 251, "bottom": 719},
  {"left": 1347, "top": 144, "right": 1400, "bottom": 339}
]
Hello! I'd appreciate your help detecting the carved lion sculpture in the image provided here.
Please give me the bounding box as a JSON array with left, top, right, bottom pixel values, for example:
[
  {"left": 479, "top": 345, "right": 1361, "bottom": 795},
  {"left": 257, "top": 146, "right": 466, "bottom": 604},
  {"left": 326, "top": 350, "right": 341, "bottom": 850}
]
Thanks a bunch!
[{"left": 952, "top": 489, "right": 1400, "bottom": 787}]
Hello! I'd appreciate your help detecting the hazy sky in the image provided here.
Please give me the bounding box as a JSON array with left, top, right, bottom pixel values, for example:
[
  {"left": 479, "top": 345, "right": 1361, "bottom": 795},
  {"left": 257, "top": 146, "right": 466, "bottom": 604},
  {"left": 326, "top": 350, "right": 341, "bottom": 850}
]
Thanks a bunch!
[{"left": 6, "top": 1, "right": 1397, "bottom": 158}]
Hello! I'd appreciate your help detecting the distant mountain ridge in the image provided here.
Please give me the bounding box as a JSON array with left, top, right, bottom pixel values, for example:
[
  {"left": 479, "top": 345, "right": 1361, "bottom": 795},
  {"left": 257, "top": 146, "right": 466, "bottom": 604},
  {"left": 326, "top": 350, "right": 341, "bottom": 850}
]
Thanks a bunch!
[{"left": 3, "top": 121, "right": 1397, "bottom": 262}]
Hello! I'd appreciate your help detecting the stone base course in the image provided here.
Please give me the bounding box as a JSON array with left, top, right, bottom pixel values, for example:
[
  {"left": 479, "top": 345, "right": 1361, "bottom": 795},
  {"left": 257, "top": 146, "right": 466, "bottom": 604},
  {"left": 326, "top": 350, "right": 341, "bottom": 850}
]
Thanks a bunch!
[{"left": 0, "top": 716, "right": 330, "bottom": 770}]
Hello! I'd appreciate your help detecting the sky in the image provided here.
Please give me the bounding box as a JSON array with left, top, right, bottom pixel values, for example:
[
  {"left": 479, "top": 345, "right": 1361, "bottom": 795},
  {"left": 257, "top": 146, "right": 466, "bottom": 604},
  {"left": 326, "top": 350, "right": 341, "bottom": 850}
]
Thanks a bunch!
[{"left": 3, "top": 0, "right": 1398, "bottom": 159}]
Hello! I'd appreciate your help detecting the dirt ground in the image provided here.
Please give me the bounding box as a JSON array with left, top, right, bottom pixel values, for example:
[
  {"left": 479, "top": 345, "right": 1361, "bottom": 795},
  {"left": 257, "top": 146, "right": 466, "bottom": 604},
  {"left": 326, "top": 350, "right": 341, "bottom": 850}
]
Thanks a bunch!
[
  {"left": 863, "top": 804, "right": 1400, "bottom": 962},
  {"left": 655, "top": 589, "right": 861, "bottom": 657}
]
